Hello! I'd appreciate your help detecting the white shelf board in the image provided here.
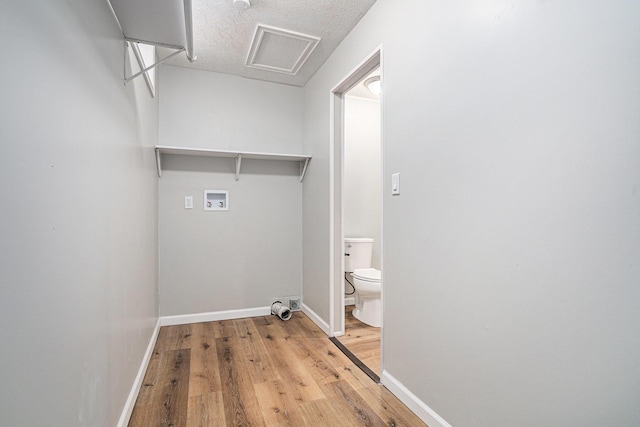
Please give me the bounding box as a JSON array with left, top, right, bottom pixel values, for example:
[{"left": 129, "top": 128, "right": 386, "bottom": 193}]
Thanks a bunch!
[
  {"left": 154, "top": 145, "right": 312, "bottom": 182},
  {"left": 109, "top": 0, "right": 196, "bottom": 87}
]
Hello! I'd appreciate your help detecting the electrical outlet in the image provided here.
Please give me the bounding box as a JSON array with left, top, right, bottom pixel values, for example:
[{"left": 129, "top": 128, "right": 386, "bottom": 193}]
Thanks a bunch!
[{"left": 184, "top": 196, "right": 193, "bottom": 209}]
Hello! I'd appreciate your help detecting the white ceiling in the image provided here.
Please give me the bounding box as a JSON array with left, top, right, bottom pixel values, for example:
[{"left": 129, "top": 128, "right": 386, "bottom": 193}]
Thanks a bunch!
[{"left": 162, "top": 0, "right": 378, "bottom": 86}]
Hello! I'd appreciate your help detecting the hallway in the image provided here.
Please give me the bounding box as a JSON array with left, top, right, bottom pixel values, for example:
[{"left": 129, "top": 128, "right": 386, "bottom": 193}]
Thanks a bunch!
[{"left": 128, "top": 312, "right": 424, "bottom": 426}]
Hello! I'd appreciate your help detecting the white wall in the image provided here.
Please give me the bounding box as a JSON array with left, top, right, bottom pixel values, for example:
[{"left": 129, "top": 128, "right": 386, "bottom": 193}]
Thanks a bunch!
[
  {"left": 344, "top": 96, "right": 382, "bottom": 269},
  {"left": 302, "top": 0, "right": 640, "bottom": 426},
  {"left": 159, "top": 65, "right": 303, "bottom": 153},
  {"left": 158, "top": 67, "right": 304, "bottom": 316},
  {"left": 0, "top": 2, "right": 159, "bottom": 426}
]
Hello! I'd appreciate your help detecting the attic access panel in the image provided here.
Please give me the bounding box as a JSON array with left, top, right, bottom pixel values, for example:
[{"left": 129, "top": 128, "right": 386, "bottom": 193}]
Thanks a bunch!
[{"left": 246, "top": 24, "right": 320, "bottom": 75}]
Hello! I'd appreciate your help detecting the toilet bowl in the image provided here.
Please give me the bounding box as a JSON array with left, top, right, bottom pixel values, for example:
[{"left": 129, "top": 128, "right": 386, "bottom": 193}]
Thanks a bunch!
[{"left": 351, "top": 267, "right": 382, "bottom": 327}]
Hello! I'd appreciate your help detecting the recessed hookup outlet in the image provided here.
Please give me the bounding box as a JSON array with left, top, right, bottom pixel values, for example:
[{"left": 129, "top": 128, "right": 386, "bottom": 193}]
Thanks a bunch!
[{"left": 289, "top": 298, "right": 301, "bottom": 311}]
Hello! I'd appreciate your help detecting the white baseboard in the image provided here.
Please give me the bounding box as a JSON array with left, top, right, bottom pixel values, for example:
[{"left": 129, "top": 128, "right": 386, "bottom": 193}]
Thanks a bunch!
[
  {"left": 381, "top": 370, "right": 452, "bottom": 427},
  {"left": 301, "top": 302, "right": 330, "bottom": 335},
  {"left": 159, "top": 306, "right": 271, "bottom": 326},
  {"left": 117, "top": 318, "right": 161, "bottom": 427},
  {"left": 344, "top": 296, "right": 355, "bottom": 306}
]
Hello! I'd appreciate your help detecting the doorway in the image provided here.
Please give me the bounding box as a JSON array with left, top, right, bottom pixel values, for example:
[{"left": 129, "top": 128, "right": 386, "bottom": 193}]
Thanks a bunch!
[{"left": 329, "top": 47, "right": 383, "bottom": 379}]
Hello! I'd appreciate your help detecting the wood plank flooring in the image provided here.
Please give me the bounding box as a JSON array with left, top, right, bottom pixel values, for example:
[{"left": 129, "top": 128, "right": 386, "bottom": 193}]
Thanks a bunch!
[
  {"left": 128, "top": 312, "right": 426, "bottom": 427},
  {"left": 337, "top": 305, "right": 381, "bottom": 377}
]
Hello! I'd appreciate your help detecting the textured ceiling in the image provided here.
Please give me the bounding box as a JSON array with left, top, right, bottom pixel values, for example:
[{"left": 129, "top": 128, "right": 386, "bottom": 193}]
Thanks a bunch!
[{"left": 162, "top": 0, "right": 377, "bottom": 86}]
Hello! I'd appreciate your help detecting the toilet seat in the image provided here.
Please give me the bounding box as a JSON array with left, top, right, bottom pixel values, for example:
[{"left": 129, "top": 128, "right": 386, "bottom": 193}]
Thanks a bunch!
[{"left": 353, "top": 268, "right": 381, "bottom": 282}]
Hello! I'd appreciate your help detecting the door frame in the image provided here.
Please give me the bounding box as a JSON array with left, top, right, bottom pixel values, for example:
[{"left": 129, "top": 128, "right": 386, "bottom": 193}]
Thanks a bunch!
[{"left": 329, "top": 46, "right": 383, "bottom": 344}]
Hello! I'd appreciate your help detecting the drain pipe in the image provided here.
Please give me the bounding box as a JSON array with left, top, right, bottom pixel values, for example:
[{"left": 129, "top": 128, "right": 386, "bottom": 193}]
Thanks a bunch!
[{"left": 271, "top": 301, "right": 292, "bottom": 321}]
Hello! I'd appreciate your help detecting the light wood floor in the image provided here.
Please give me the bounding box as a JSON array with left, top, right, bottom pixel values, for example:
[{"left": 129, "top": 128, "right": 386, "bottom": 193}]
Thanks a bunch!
[
  {"left": 337, "top": 305, "right": 381, "bottom": 377},
  {"left": 128, "top": 311, "right": 426, "bottom": 426}
]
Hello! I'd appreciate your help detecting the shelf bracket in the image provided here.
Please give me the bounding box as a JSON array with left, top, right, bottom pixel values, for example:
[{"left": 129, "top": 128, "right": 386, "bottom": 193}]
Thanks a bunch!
[
  {"left": 235, "top": 154, "right": 242, "bottom": 181},
  {"left": 155, "top": 147, "right": 162, "bottom": 177},
  {"left": 125, "top": 43, "right": 185, "bottom": 84},
  {"left": 299, "top": 158, "right": 310, "bottom": 183}
]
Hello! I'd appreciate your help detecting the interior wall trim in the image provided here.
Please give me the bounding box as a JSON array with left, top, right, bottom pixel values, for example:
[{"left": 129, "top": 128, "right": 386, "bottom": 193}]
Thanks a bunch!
[
  {"left": 159, "top": 306, "right": 271, "bottom": 326},
  {"left": 117, "top": 318, "right": 162, "bottom": 427},
  {"left": 301, "top": 303, "right": 332, "bottom": 336},
  {"left": 380, "top": 370, "right": 452, "bottom": 427}
]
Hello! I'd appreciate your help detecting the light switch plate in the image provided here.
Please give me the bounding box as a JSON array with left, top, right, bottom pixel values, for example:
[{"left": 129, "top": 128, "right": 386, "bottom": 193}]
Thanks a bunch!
[
  {"left": 392, "top": 173, "right": 400, "bottom": 195},
  {"left": 184, "top": 196, "right": 193, "bottom": 209}
]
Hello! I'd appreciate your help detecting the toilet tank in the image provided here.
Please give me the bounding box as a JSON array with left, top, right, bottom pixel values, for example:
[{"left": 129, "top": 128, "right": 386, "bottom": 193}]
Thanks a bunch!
[{"left": 344, "top": 238, "right": 374, "bottom": 272}]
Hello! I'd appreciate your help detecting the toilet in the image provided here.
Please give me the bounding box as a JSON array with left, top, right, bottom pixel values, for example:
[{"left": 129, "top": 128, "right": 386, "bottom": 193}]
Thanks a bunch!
[
  {"left": 344, "top": 238, "right": 382, "bottom": 328},
  {"left": 352, "top": 267, "right": 382, "bottom": 327}
]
